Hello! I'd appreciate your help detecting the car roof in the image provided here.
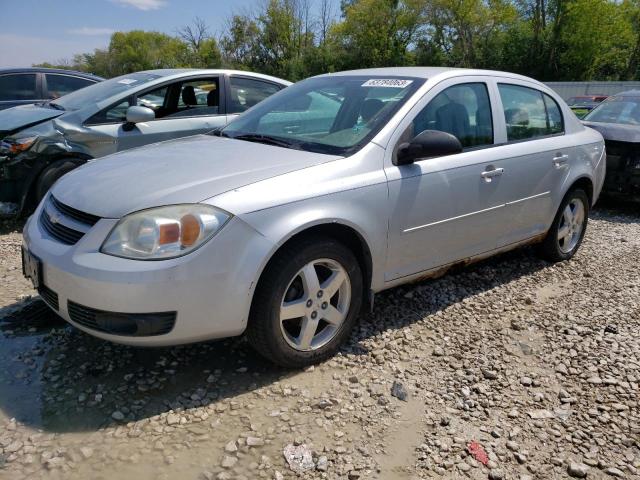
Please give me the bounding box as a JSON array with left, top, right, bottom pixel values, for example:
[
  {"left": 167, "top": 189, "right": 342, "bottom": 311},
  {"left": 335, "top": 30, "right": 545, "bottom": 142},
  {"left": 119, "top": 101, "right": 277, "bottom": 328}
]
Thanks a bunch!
[
  {"left": 0, "top": 67, "right": 103, "bottom": 81},
  {"left": 134, "top": 68, "right": 292, "bottom": 86},
  {"left": 614, "top": 90, "right": 640, "bottom": 98},
  {"left": 316, "top": 66, "right": 542, "bottom": 84}
]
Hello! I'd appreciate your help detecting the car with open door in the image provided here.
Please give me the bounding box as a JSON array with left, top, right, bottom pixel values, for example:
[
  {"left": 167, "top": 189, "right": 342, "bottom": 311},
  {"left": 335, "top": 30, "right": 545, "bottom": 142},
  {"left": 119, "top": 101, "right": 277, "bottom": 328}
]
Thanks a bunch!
[
  {"left": 0, "top": 69, "right": 290, "bottom": 216},
  {"left": 22, "top": 67, "right": 605, "bottom": 367}
]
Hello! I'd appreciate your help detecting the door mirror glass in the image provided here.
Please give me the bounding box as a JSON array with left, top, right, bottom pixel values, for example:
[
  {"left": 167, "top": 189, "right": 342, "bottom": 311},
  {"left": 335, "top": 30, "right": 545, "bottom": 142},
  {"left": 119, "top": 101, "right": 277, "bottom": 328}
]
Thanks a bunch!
[
  {"left": 395, "top": 130, "right": 463, "bottom": 166},
  {"left": 126, "top": 105, "right": 155, "bottom": 124}
]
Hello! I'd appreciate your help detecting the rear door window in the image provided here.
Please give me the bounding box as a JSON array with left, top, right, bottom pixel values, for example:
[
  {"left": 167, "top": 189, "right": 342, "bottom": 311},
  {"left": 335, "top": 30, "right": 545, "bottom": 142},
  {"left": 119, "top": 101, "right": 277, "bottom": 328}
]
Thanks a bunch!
[
  {"left": 0, "top": 73, "right": 38, "bottom": 101},
  {"left": 228, "top": 77, "right": 282, "bottom": 113},
  {"left": 498, "top": 84, "right": 564, "bottom": 141},
  {"left": 45, "top": 74, "right": 94, "bottom": 99}
]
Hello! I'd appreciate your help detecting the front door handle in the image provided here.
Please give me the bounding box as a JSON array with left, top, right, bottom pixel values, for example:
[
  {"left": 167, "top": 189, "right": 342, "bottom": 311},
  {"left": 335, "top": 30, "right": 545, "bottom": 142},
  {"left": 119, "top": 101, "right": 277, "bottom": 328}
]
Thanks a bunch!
[
  {"left": 481, "top": 167, "right": 504, "bottom": 182},
  {"left": 553, "top": 154, "right": 569, "bottom": 168}
]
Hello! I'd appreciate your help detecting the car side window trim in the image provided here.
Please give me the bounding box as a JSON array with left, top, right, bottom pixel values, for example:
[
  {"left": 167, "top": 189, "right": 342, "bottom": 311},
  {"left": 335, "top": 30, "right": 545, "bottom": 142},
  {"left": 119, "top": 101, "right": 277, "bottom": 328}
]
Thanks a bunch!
[
  {"left": 43, "top": 73, "right": 97, "bottom": 100},
  {"left": 386, "top": 76, "right": 570, "bottom": 171},
  {"left": 392, "top": 80, "right": 495, "bottom": 162},
  {"left": 0, "top": 72, "right": 42, "bottom": 102},
  {"left": 84, "top": 75, "right": 225, "bottom": 126},
  {"left": 226, "top": 74, "right": 284, "bottom": 115},
  {"left": 133, "top": 76, "right": 224, "bottom": 122},
  {"left": 84, "top": 96, "right": 135, "bottom": 126},
  {"left": 496, "top": 82, "right": 565, "bottom": 144}
]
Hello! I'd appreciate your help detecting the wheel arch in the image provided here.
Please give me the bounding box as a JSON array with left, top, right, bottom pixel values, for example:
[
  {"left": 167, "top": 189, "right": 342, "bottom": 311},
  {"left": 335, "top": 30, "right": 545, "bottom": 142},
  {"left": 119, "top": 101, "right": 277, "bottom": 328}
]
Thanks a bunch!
[
  {"left": 19, "top": 153, "right": 92, "bottom": 215},
  {"left": 568, "top": 176, "right": 594, "bottom": 206},
  {"left": 251, "top": 220, "right": 375, "bottom": 309}
]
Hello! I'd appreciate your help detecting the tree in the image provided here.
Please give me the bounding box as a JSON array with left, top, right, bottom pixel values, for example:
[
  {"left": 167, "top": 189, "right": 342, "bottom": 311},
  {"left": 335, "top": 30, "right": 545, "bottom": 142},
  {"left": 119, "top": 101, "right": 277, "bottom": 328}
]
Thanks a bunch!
[
  {"left": 220, "top": 15, "right": 262, "bottom": 70},
  {"left": 331, "top": 0, "right": 427, "bottom": 69},
  {"left": 558, "top": 0, "right": 635, "bottom": 80},
  {"left": 178, "top": 17, "right": 222, "bottom": 68},
  {"left": 105, "top": 31, "right": 191, "bottom": 75},
  {"left": 177, "top": 17, "right": 210, "bottom": 51}
]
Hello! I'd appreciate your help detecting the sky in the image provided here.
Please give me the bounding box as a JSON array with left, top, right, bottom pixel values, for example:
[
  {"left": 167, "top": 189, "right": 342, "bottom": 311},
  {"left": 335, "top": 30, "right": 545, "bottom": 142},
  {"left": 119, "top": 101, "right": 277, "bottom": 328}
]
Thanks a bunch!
[{"left": 0, "top": 0, "right": 261, "bottom": 68}]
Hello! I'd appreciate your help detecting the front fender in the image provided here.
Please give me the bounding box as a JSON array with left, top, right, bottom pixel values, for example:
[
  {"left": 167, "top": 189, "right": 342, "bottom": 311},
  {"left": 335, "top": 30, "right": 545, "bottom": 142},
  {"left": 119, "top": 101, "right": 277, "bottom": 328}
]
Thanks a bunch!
[{"left": 236, "top": 182, "right": 390, "bottom": 292}]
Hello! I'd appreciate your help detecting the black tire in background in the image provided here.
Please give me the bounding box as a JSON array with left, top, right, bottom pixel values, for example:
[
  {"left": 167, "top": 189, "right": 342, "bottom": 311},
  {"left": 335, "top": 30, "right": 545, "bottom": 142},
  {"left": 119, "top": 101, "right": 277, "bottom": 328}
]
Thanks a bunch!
[
  {"left": 247, "top": 236, "right": 363, "bottom": 368},
  {"left": 34, "top": 158, "right": 85, "bottom": 204},
  {"left": 538, "top": 188, "right": 590, "bottom": 262}
]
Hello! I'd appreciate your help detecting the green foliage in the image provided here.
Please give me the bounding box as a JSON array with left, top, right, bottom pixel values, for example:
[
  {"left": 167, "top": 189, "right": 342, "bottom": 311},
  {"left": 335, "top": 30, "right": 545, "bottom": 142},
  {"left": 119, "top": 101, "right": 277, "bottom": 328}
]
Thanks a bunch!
[
  {"left": 331, "top": 0, "right": 426, "bottom": 69},
  {"left": 33, "top": 0, "right": 640, "bottom": 81}
]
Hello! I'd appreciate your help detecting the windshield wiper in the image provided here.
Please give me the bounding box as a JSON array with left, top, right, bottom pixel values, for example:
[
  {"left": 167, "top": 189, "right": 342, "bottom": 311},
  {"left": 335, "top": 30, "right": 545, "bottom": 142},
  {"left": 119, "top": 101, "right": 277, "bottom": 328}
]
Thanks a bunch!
[
  {"left": 231, "top": 133, "right": 297, "bottom": 149},
  {"left": 47, "top": 102, "right": 65, "bottom": 111}
]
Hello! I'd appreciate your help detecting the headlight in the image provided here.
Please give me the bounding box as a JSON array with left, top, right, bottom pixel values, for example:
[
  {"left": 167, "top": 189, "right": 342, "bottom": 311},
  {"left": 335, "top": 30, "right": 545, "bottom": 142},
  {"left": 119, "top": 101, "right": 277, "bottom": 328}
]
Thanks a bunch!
[
  {"left": 101, "top": 204, "right": 231, "bottom": 260},
  {"left": 7, "top": 136, "right": 38, "bottom": 154}
]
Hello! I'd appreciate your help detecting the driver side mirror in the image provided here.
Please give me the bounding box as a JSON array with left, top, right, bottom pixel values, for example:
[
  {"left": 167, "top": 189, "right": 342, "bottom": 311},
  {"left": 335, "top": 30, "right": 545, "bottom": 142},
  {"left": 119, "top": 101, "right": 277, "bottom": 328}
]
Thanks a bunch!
[
  {"left": 394, "top": 130, "right": 463, "bottom": 166},
  {"left": 124, "top": 106, "right": 155, "bottom": 131}
]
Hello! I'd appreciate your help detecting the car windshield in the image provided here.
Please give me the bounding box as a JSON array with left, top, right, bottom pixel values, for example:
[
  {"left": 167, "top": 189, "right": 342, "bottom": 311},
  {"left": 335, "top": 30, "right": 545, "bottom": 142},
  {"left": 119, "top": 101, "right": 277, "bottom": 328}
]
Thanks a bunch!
[
  {"left": 584, "top": 96, "right": 640, "bottom": 125},
  {"left": 220, "top": 75, "right": 424, "bottom": 155},
  {"left": 51, "top": 72, "right": 161, "bottom": 111}
]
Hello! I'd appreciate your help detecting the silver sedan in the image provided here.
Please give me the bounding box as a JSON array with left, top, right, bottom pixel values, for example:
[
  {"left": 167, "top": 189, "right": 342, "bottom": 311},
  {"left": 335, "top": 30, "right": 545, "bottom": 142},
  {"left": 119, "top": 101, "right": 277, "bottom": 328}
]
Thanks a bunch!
[
  {"left": 22, "top": 67, "right": 606, "bottom": 367},
  {"left": 0, "top": 69, "right": 290, "bottom": 215}
]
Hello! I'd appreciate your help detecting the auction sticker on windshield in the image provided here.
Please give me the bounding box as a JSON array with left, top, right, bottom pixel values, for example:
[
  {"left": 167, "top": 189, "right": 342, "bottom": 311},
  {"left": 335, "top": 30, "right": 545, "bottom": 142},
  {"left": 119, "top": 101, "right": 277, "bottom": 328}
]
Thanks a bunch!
[
  {"left": 117, "top": 79, "right": 138, "bottom": 85},
  {"left": 362, "top": 79, "right": 413, "bottom": 88}
]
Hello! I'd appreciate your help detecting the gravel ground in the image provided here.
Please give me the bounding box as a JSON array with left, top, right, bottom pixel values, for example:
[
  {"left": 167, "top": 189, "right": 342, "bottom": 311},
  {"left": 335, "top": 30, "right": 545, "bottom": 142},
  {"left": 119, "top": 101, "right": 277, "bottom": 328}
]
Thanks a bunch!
[{"left": 0, "top": 203, "right": 638, "bottom": 480}]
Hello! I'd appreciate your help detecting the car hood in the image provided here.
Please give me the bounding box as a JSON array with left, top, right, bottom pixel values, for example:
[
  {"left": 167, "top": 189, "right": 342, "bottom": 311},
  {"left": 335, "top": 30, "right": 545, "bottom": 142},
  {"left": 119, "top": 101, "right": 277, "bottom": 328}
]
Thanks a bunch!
[
  {"left": 582, "top": 121, "right": 640, "bottom": 143},
  {"left": 0, "top": 103, "right": 65, "bottom": 137},
  {"left": 52, "top": 134, "right": 341, "bottom": 218}
]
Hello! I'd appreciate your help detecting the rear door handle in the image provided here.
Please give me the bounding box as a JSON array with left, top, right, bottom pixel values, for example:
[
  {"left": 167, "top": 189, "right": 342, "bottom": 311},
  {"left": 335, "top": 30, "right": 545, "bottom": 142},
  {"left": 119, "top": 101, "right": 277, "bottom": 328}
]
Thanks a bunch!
[
  {"left": 553, "top": 154, "right": 569, "bottom": 168},
  {"left": 481, "top": 167, "right": 504, "bottom": 182}
]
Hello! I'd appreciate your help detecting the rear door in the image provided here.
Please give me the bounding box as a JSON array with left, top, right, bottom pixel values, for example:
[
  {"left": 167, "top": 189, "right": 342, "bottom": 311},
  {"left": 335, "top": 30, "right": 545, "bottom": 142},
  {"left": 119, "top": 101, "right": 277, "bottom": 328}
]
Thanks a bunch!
[
  {"left": 384, "top": 77, "right": 513, "bottom": 281},
  {"left": 491, "top": 81, "right": 571, "bottom": 247},
  {"left": 85, "top": 75, "right": 227, "bottom": 152}
]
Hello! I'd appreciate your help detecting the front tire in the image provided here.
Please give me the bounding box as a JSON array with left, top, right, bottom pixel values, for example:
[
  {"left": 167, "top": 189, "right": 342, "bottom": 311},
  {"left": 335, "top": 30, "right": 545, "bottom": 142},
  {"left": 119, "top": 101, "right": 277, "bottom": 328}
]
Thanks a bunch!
[
  {"left": 538, "top": 188, "right": 589, "bottom": 262},
  {"left": 34, "top": 158, "right": 85, "bottom": 204},
  {"left": 247, "top": 236, "right": 363, "bottom": 368}
]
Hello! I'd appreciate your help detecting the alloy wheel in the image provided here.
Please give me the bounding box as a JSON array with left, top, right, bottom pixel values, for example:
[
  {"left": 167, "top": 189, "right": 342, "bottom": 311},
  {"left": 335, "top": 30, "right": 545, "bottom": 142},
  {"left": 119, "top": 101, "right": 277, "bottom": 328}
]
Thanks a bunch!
[
  {"left": 557, "top": 197, "right": 585, "bottom": 254},
  {"left": 279, "top": 258, "right": 351, "bottom": 351}
]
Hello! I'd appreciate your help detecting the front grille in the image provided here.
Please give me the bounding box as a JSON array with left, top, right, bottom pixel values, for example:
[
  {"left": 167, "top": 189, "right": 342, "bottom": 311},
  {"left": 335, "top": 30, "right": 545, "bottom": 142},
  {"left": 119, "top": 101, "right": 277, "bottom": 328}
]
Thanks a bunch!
[
  {"left": 39, "top": 196, "right": 101, "bottom": 245},
  {"left": 50, "top": 195, "right": 100, "bottom": 226},
  {"left": 40, "top": 208, "right": 85, "bottom": 245},
  {"left": 67, "top": 301, "right": 176, "bottom": 337},
  {"left": 38, "top": 284, "right": 59, "bottom": 311}
]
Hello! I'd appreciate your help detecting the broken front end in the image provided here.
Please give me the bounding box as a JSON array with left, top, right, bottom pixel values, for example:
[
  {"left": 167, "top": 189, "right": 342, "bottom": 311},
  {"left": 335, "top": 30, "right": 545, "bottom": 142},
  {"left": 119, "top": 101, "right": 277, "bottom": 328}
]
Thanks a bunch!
[{"left": 602, "top": 140, "right": 640, "bottom": 200}]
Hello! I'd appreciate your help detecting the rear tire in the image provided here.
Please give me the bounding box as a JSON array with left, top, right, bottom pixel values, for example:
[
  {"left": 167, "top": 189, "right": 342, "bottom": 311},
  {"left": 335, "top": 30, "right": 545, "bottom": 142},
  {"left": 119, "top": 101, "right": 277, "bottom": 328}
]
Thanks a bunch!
[
  {"left": 247, "top": 236, "right": 363, "bottom": 368},
  {"left": 538, "top": 188, "right": 589, "bottom": 262},
  {"left": 34, "top": 158, "right": 85, "bottom": 204}
]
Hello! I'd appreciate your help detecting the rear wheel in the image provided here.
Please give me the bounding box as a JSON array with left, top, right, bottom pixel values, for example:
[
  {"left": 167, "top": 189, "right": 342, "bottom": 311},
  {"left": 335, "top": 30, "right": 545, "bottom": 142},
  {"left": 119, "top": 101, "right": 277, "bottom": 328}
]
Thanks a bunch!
[
  {"left": 247, "top": 237, "right": 363, "bottom": 368},
  {"left": 538, "top": 189, "right": 589, "bottom": 262},
  {"left": 34, "top": 158, "right": 85, "bottom": 204}
]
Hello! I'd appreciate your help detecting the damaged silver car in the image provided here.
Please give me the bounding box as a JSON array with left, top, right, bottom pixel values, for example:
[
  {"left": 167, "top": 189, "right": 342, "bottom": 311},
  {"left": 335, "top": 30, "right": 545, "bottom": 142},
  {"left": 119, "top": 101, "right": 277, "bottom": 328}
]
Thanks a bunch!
[
  {"left": 582, "top": 90, "right": 640, "bottom": 201},
  {"left": 0, "top": 69, "right": 290, "bottom": 216}
]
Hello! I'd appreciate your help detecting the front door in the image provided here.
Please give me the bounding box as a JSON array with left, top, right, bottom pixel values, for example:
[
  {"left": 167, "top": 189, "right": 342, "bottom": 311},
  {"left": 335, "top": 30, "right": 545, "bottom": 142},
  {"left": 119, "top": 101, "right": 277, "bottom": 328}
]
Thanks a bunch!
[
  {"left": 87, "top": 76, "right": 227, "bottom": 153},
  {"left": 384, "top": 79, "right": 510, "bottom": 282}
]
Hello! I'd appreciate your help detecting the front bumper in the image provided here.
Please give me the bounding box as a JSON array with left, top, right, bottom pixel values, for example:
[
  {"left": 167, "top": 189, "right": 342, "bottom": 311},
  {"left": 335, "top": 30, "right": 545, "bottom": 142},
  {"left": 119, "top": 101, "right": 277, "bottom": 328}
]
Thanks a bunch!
[{"left": 23, "top": 203, "right": 275, "bottom": 346}]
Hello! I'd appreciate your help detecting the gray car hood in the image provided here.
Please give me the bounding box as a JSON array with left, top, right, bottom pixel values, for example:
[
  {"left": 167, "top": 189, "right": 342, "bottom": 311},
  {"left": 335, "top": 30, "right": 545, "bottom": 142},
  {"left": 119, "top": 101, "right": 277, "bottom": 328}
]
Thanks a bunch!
[
  {"left": 583, "top": 121, "right": 640, "bottom": 143},
  {"left": 52, "top": 134, "right": 340, "bottom": 218},
  {"left": 0, "top": 104, "right": 64, "bottom": 135}
]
